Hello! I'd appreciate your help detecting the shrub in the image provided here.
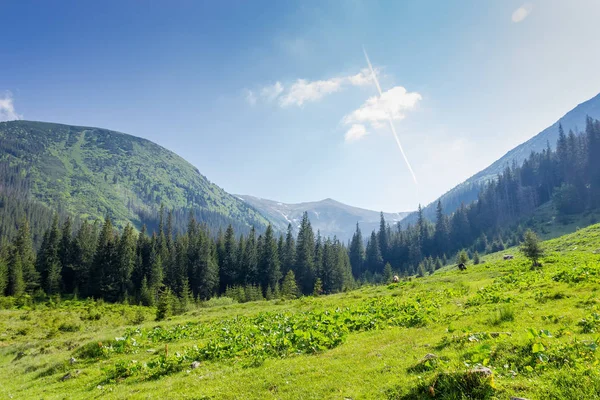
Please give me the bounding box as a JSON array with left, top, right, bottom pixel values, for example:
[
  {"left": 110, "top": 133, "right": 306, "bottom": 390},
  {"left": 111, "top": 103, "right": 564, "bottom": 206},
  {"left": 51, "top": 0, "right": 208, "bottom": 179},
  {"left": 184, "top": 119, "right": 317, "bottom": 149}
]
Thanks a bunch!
[
  {"left": 488, "top": 306, "right": 515, "bottom": 326},
  {"left": 58, "top": 322, "right": 81, "bottom": 332}
]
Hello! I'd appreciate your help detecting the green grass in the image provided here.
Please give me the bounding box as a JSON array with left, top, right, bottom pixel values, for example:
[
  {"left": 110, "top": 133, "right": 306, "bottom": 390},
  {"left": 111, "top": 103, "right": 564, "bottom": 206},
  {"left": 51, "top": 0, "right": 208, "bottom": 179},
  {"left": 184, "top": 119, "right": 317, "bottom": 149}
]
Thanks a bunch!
[{"left": 3, "top": 224, "right": 600, "bottom": 399}]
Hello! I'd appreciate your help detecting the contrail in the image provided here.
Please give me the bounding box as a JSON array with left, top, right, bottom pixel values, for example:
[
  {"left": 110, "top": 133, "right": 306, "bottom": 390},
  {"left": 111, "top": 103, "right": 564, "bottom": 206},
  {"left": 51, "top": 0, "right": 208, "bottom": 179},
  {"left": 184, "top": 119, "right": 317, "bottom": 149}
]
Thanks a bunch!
[{"left": 363, "top": 46, "right": 418, "bottom": 186}]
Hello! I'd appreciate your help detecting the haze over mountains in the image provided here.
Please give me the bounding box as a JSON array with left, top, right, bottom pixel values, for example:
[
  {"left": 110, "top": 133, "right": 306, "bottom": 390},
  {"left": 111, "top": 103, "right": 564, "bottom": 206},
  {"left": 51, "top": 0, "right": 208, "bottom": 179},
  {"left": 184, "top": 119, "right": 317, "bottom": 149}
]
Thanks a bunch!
[
  {"left": 237, "top": 195, "right": 411, "bottom": 243},
  {"left": 1, "top": 91, "right": 599, "bottom": 243},
  {"left": 403, "top": 92, "right": 600, "bottom": 225}
]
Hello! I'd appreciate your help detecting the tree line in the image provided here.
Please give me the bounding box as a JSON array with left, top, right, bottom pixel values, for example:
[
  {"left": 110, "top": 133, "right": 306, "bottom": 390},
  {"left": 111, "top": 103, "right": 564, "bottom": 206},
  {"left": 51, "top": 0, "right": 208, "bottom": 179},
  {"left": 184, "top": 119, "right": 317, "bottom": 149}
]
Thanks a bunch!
[
  {"left": 1, "top": 117, "right": 599, "bottom": 304},
  {"left": 0, "top": 206, "right": 354, "bottom": 304},
  {"left": 350, "top": 117, "right": 600, "bottom": 278}
]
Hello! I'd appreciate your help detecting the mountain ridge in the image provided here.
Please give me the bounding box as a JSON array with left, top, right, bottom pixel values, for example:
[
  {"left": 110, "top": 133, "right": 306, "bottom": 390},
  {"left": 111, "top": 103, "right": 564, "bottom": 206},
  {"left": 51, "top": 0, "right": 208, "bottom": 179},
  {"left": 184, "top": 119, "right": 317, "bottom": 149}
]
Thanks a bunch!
[
  {"left": 237, "top": 194, "right": 411, "bottom": 242},
  {"left": 403, "top": 91, "right": 600, "bottom": 225},
  {"left": 0, "top": 120, "right": 270, "bottom": 234}
]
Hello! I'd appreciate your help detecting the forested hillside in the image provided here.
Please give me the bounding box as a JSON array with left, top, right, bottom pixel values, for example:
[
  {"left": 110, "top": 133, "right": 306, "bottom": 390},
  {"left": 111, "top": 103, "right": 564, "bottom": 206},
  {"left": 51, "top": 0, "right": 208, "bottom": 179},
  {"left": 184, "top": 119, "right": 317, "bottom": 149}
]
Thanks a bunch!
[
  {"left": 363, "top": 117, "right": 600, "bottom": 277},
  {"left": 0, "top": 120, "right": 269, "bottom": 242},
  {"left": 403, "top": 92, "right": 600, "bottom": 225},
  {"left": 1, "top": 118, "right": 599, "bottom": 305}
]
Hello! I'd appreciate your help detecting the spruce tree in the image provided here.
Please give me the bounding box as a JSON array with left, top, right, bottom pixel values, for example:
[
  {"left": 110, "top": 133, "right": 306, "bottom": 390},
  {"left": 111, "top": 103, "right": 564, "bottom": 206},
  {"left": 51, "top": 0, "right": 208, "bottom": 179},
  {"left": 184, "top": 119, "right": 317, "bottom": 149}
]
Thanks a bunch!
[
  {"left": 313, "top": 278, "right": 323, "bottom": 296},
  {"left": 0, "top": 255, "right": 7, "bottom": 295},
  {"left": 259, "top": 225, "right": 281, "bottom": 294},
  {"left": 7, "top": 246, "right": 25, "bottom": 296},
  {"left": 378, "top": 212, "right": 389, "bottom": 262},
  {"left": 219, "top": 224, "right": 237, "bottom": 293},
  {"left": 520, "top": 229, "right": 544, "bottom": 267},
  {"left": 156, "top": 287, "right": 174, "bottom": 321},
  {"left": 383, "top": 262, "right": 393, "bottom": 283},
  {"left": 283, "top": 224, "right": 296, "bottom": 276},
  {"left": 281, "top": 270, "right": 299, "bottom": 299},
  {"left": 349, "top": 223, "right": 365, "bottom": 277},
  {"left": 456, "top": 249, "right": 469, "bottom": 265},
  {"left": 366, "top": 231, "right": 384, "bottom": 273},
  {"left": 139, "top": 276, "right": 154, "bottom": 306},
  {"left": 295, "top": 212, "right": 315, "bottom": 295},
  {"left": 39, "top": 215, "right": 62, "bottom": 295},
  {"left": 58, "top": 217, "right": 74, "bottom": 291},
  {"left": 13, "top": 218, "right": 38, "bottom": 292}
]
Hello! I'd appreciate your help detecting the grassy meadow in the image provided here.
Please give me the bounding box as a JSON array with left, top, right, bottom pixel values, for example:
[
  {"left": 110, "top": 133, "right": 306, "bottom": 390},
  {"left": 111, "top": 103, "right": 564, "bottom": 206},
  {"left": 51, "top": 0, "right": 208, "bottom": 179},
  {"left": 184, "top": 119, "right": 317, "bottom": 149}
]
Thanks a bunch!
[{"left": 3, "top": 225, "right": 600, "bottom": 399}]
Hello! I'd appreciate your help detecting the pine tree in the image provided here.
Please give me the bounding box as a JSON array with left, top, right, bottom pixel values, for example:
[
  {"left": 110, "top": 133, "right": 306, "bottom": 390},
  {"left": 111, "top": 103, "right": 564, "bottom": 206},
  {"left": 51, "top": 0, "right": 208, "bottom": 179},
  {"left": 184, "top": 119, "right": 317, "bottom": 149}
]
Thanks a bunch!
[
  {"left": 90, "top": 216, "right": 116, "bottom": 298},
  {"left": 349, "top": 223, "right": 365, "bottom": 277},
  {"left": 116, "top": 224, "right": 136, "bottom": 301},
  {"left": 259, "top": 225, "right": 281, "bottom": 294},
  {"left": 156, "top": 287, "right": 174, "bottom": 321},
  {"left": 281, "top": 270, "right": 299, "bottom": 299},
  {"left": 283, "top": 224, "right": 296, "bottom": 276},
  {"left": 139, "top": 276, "right": 153, "bottom": 306},
  {"left": 58, "top": 217, "right": 74, "bottom": 291},
  {"left": 520, "top": 229, "right": 544, "bottom": 267},
  {"left": 383, "top": 262, "right": 393, "bottom": 283},
  {"left": 0, "top": 255, "right": 7, "bottom": 295},
  {"left": 7, "top": 246, "right": 25, "bottom": 296},
  {"left": 13, "top": 218, "right": 38, "bottom": 292},
  {"left": 148, "top": 245, "right": 163, "bottom": 299},
  {"left": 378, "top": 212, "right": 389, "bottom": 262},
  {"left": 219, "top": 224, "right": 238, "bottom": 292},
  {"left": 39, "top": 215, "right": 62, "bottom": 295},
  {"left": 313, "top": 278, "right": 323, "bottom": 296},
  {"left": 242, "top": 227, "right": 258, "bottom": 285},
  {"left": 434, "top": 200, "right": 450, "bottom": 256},
  {"left": 456, "top": 249, "right": 469, "bottom": 265},
  {"left": 473, "top": 251, "right": 481, "bottom": 265},
  {"left": 295, "top": 212, "right": 315, "bottom": 295},
  {"left": 366, "top": 231, "right": 384, "bottom": 273}
]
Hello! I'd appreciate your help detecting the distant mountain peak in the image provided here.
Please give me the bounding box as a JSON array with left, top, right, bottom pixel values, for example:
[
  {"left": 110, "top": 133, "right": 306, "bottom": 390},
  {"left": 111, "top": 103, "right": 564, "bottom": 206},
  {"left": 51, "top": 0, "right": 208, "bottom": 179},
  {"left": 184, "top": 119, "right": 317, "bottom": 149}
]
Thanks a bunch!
[{"left": 237, "top": 195, "right": 412, "bottom": 242}]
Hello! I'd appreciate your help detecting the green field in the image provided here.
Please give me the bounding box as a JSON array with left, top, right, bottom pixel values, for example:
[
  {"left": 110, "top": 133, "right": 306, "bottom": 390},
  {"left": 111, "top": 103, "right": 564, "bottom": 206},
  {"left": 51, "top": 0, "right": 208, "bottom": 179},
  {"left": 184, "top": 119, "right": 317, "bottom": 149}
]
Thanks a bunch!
[{"left": 3, "top": 225, "right": 600, "bottom": 399}]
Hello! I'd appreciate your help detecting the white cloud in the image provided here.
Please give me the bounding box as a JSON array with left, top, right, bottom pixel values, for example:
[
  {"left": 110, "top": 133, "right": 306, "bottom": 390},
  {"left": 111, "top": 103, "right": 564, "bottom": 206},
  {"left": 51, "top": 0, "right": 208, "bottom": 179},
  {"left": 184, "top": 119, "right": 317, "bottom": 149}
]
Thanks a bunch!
[
  {"left": 260, "top": 81, "right": 284, "bottom": 102},
  {"left": 342, "top": 86, "right": 421, "bottom": 131},
  {"left": 347, "top": 68, "right": 377, "bottom": 87},
  {"left": 512, "top": 3, "right": 533, "bottom": 23},
  {"left": 279, "top": 78, "right": 344, "bottom": 107},
  {"left": 0, "top": 92, "right": 22, "bottom": 121},
  {"left": 344, "top": 124, "right": 368, "bottom": 143},
  {"left": 247, "top": 68, "right": 380, "bottom": 107}
]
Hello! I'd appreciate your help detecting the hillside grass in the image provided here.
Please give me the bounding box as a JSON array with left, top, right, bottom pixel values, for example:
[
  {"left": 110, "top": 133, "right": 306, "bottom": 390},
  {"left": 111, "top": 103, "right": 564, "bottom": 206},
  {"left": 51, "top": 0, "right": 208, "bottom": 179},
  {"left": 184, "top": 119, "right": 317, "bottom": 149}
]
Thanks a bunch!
[
  {"left": 3, "top": 225, "right": 600, "bottom": 399},
  {"left": 0, "top": 120, "right": 269, "bottom": 231}
]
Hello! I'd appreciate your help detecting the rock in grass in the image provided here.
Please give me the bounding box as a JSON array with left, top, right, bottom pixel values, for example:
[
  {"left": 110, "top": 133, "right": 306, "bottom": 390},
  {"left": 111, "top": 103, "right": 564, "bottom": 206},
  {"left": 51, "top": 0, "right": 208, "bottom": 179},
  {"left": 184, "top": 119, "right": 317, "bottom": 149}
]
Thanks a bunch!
[
  {"left": 423, "top": 353, "right": 437, "bottom": 360},
  {"left": 69, "top": 357, "right": 77, "bottom": 364},
  {"left": 61, "top": 372, "right": 72, "bottom": 381},
  {"left": 510, "top": 398, "right": 529, "bottom": 400},
  {"left": 470, "top": 366, "right": 492, "bottom": 377},
  {"left": 191, "top": 361, "right": 201, "bottom": 369}
]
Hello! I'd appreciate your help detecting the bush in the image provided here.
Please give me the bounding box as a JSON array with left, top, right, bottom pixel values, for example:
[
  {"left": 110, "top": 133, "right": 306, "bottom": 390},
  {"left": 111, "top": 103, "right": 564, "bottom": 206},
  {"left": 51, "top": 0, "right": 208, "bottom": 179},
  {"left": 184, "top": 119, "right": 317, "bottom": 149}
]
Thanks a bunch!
[
  {"left": 488, "top": 306, "right": 515, "bottom": 326},
  {"left": 58, "top": 321, "right": 81, "bottom": 332},
  {"left": 388, "top": 369, "right": 495, "bottom": 399}
]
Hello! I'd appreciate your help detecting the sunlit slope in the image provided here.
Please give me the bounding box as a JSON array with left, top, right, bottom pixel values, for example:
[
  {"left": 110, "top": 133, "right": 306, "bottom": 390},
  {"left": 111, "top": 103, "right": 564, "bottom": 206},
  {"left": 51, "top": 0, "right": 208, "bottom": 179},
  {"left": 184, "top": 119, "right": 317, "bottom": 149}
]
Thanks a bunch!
[
  {"left": 0, "top": 120, "right": 268, "bottom": 231},
  {"left": 2, "top": 224, "right": 600, "bottom": 399}
]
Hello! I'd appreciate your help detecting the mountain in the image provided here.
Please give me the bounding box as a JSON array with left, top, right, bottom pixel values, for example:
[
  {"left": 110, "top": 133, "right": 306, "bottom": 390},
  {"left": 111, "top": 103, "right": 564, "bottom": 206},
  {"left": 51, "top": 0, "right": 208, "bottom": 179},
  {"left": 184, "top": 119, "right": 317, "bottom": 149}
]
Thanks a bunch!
[
  {"left": 0, "top": 120, "right": 269, "bottom": 233},
  {"left": 404, "top": 92, "right": 600, "bottom": 225},
  {"left": 236, "top": 195, "right": 411, "bottom": 242}
]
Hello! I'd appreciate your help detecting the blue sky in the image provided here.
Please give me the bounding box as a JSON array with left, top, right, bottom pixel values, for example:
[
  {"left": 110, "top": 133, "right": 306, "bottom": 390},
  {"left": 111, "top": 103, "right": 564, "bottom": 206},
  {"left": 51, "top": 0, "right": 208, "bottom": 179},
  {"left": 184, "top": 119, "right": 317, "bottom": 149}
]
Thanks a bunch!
[{"left": 2, "top": 0, "right": 600, "bottom": 212}]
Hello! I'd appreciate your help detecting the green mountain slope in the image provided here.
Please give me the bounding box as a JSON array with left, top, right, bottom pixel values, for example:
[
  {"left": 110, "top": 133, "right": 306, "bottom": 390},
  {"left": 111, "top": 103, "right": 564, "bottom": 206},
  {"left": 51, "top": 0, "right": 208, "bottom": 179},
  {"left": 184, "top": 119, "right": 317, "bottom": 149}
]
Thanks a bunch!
[
  {"left": 0, "top": 120, "right": 268, "bottom": 232},
  {"left": 404, "top": 92, "right": 600, "bottom": 226}
]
